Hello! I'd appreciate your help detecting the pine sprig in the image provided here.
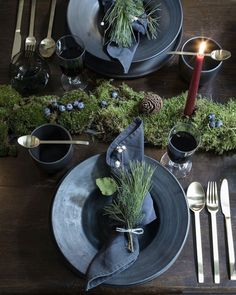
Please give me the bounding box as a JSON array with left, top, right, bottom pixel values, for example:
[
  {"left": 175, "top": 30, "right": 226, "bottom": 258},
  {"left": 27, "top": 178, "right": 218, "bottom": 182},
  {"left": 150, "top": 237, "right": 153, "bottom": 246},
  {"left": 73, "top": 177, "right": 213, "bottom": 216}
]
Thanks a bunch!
[
  {"left": 104, "top": 161, "right": 155, "bottom": 251},
  {"left": 102, "top": 0, "right": 161, "bottom": 48}
]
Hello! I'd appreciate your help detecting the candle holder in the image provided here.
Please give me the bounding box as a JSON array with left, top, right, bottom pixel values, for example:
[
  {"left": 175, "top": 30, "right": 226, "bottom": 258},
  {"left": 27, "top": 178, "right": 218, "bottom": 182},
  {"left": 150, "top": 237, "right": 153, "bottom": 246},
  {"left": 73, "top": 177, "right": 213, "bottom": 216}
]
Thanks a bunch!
[{"left": 179, "top": 36, "right": 223, "bottom": 85}]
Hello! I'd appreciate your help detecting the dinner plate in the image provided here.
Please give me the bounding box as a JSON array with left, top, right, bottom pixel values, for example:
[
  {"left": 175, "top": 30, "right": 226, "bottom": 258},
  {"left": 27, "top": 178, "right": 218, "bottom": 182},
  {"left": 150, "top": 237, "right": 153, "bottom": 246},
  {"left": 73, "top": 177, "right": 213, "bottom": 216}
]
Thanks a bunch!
[
  {"left": 51, "top": 154, "right": 189, "bottom": 286},
  {"left": 67, "top": 0, "right": 183, "bottom": 77}
]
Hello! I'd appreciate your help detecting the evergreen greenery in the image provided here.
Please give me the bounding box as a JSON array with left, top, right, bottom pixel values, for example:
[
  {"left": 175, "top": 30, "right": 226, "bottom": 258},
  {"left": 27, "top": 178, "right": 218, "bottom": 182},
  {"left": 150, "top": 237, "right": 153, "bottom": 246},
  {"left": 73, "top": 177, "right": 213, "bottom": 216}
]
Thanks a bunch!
[
  {"left": 103, "top": 161, "right": 155, "bottom": 251},
  {"left": 102, "top": 0, "right": 160, "bottom": 47},
  {"left": 0, "top": 80, "right": 235, "bottom": 157}
]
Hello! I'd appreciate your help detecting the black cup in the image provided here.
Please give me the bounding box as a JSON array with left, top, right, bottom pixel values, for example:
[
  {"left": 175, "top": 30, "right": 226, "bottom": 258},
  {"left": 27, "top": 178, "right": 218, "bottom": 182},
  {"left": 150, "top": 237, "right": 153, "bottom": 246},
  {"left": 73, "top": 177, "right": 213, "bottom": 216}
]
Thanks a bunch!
[
  {"left": 179, "top": 36, "right": 222, "bottom": 85},
  {"left": 29, "top": 124, "right": 73, "bottom": 174}
]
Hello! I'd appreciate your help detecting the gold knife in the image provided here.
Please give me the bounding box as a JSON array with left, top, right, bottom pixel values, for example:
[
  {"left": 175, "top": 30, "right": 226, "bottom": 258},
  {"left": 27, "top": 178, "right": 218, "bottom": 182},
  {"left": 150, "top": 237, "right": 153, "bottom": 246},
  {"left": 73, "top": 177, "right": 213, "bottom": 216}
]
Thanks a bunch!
[
  {"left": 220, "top": 178, "right": 236, "bottom": 280},
  {"left": 11, "top": 0, "right": 24, "bottom": 59}
]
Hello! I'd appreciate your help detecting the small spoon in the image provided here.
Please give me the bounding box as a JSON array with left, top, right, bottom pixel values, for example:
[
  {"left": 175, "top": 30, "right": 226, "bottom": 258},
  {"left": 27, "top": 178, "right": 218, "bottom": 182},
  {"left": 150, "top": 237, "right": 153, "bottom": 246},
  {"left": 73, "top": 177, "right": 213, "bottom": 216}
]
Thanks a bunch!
[
  {"left": 17, "top": 135, "right": 89, "bottom": 148},
  {"left": 39, "top": 0, "right": 57, "bottom": 58},
  {"left": 168, "top": 49, "right": 231, "bottom": 61},
  {"left": 186, "top": 182, "right": 205, "bottom": 283}
]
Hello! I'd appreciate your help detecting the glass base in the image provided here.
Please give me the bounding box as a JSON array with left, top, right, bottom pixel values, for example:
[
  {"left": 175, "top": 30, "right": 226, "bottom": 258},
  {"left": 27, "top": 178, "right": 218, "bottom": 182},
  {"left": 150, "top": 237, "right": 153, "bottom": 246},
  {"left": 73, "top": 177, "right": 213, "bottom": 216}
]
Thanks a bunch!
[
  {"left": 160, "top": 152, "right": 192, "bottom": 179},
  {"left": 61, "top": 74, "right": 87, "bottom": 91}
]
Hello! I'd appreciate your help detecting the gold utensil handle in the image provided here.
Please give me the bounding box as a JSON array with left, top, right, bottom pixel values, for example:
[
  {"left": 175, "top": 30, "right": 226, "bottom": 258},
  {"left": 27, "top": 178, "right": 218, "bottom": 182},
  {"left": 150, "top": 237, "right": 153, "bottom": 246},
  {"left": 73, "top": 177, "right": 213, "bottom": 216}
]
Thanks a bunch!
[
  {"left": 225, "top": 217, "right": 236, "bottom": 280},
  {"left": 29, "top": 0, "right": 36, "bottom": 37},
  {"left": 194, "top": 211, "right": 204, "bottom": 283},
  {"left": 40, "top": 140, "right": 89, "bottom": 145},
  {"left": 47, "top": 0, "right": 57, "bottom": 38},
  {"left": 210, "top": 212, "right": 220, "bottom": 284},
  {"left": 16, "top": 0, "right": 24, "bottom": 31}
]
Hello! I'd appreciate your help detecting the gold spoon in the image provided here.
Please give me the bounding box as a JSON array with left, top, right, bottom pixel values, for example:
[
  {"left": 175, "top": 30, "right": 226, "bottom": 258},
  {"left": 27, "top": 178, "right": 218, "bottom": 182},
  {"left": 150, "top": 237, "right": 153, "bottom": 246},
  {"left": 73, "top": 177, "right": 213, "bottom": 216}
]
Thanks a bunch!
[
  {"left": 186, "top": 182, "right": 205, "bottom": 283},
  {"left": 168, "top": 49, "right": 231, "bottom": 61},
  {"left": 39, "top": 0, "right": 57, "bottom": 58},
  {"left": 17, "top": 135, "right": 89, "bottom": 148}
]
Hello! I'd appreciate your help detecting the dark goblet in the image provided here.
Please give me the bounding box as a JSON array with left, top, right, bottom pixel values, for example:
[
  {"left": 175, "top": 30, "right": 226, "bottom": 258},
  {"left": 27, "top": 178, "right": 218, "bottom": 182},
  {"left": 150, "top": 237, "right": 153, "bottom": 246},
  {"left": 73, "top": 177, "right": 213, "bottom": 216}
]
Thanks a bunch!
[
  {"left": 56, "top": 34, "right": 87, "bottom": 91},
  {"left": 160, "top": 123, "right": 200, "bottom": 178}
]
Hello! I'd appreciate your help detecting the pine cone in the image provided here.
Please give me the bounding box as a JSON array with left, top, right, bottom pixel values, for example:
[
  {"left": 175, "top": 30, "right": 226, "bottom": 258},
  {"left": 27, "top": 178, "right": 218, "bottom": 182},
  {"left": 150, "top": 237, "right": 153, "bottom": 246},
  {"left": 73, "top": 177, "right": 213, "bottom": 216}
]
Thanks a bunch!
[{"left": 139, "top": 93, "right": 163, "bottom": 114}]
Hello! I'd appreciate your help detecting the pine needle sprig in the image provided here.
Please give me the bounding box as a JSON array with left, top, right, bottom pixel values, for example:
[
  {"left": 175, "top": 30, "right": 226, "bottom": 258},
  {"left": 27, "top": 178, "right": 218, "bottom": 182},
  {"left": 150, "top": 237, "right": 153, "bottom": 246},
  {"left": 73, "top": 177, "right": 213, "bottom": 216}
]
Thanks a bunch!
[{"left": 104, "top": 161, "right": 155, "bottom": 251}]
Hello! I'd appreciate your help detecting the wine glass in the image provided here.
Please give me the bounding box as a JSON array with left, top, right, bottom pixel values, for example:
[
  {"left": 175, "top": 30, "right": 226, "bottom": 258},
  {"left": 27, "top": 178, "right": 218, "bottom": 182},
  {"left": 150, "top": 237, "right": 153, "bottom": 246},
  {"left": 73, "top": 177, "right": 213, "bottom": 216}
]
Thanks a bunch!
[
  {"left": 56, "top": 34, "right": 87, "bottom": 91},
  {"left": 160, "top": 122, "right": 200, "bottom": 178}
]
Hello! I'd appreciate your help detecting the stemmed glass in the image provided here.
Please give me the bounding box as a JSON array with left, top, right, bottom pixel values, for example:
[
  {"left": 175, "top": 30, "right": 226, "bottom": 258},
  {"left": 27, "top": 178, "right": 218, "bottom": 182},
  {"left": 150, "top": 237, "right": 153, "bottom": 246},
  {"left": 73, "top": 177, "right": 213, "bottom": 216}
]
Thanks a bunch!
[
  {"left": 160, "top": 122, "right": 200, "bottom": 178},
  {"left": 56, "top": 34, "right": 87, "bottom": 91}
]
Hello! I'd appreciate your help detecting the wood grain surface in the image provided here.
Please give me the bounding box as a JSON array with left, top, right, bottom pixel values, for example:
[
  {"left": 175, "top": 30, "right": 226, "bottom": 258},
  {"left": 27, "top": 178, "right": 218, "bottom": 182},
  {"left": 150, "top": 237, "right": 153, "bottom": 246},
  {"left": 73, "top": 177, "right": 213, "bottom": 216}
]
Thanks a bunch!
[{"left": 0, "top": 0, "right": 236, "bottom": 294}]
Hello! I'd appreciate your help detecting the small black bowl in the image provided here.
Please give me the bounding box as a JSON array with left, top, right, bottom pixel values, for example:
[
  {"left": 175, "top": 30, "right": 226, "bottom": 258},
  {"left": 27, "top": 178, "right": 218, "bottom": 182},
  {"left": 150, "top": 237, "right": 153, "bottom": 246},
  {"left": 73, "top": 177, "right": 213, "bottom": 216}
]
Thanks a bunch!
[
  {"left": 29, "top": 124, "right": 73, "bottom": 174},
  {"left": 179, "top": 36, "right": 223, "bottom": 85}
]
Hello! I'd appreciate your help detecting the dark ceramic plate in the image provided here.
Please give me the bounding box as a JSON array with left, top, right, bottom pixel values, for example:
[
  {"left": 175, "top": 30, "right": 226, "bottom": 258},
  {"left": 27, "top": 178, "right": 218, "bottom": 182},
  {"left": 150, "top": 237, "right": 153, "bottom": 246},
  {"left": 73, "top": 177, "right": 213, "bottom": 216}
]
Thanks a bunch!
[
  {"left": 51, "top": 154, "right": 189, "bottom": 286},
  {"left": 67, "top": 0, "right": 183, "bottom": 77}
]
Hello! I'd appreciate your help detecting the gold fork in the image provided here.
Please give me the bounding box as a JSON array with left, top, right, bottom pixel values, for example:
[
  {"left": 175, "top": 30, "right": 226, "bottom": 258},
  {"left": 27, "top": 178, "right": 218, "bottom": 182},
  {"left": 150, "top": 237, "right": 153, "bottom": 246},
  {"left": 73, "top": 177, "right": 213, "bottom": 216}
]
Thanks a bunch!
[
  {"left": 206, "top": 181, "right": 220, "bottom": 284},
  {"left": 25, "top": 0, "right": 37, "bottom": 56}
]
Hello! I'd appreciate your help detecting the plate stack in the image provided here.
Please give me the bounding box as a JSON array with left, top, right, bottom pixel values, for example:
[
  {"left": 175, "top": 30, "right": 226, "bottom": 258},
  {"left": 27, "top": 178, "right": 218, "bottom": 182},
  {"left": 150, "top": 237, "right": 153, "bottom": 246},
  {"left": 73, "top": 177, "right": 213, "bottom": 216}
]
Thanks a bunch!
[{"left": 67, "top": 0, "right": 183, "bottom": 78}]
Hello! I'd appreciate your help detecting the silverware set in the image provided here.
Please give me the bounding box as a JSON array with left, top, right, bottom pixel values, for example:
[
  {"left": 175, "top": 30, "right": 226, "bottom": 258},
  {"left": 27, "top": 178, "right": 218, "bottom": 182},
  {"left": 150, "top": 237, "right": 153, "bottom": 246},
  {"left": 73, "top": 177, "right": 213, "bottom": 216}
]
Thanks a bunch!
[
  {"left": 11, "top": 0, "right": 57, "bottom": 59},
  {"left": 187, "top": 179, "right": 236, "bottom": 283}
]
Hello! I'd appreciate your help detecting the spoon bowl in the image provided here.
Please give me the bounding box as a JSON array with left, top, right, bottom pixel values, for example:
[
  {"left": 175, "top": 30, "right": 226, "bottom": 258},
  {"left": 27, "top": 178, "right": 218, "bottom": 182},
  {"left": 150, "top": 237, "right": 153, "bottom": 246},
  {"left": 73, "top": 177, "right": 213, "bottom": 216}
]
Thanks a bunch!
[
  {"left": 39, "top": 37, "right": 56, "bottom": 58},
  {"left": 17, "top": 135, "right": 89, "bottom": 148},
  {"left": 186, "top": 181, "right": 205, "bottom": 283}
]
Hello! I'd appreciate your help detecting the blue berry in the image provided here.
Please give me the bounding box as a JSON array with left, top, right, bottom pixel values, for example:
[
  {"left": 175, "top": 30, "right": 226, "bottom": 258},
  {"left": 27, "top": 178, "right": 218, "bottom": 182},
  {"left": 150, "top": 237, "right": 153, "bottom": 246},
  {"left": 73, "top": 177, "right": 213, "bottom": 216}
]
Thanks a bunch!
[
  {"left": 100, "top": 100, "right": 108, "bottom": 108},
  {"left": 208, "top": 113, "right": 216, "bottom": 121},
  {"left": 215, "top": 120, "right": 223, "bottom": 128},
  {"left": 111, "top": 90, "right": 118, "bottom": 99},
  {"left": 58, "top": 105, "right": 66, "bottom": 112},
  {"left": 78, "top": 102, "right": 85, "bottom": 109},
  {"left": 66, "top": 103, "right": 73, "bottom": 111},
  {"left": 44, "top": 107, "right": 51, "bottom": 117},
  {"left": 73, "top": 100, "right": 79, "bottom": 108},
  {"left": 209, "top": 120, "right": 216, "bottom": 128}
]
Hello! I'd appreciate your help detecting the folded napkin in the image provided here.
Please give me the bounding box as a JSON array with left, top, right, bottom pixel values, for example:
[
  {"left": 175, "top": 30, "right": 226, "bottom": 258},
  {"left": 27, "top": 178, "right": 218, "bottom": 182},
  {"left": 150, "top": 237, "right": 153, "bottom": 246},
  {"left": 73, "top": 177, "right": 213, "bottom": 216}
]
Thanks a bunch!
[
  {"left": 85, "top": 118, "right": 156, "bottom": 290},
  {"left": 100, "top": 0, "right": 147, "bottom": 73}
]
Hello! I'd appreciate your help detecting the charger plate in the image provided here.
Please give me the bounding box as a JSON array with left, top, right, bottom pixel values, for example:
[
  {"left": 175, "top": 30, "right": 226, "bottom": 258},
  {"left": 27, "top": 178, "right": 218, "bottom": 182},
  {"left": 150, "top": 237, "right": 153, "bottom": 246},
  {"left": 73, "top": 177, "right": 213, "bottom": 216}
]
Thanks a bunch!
[
  {"left": 51, "top": 154, "right": 189, "bottom": 286},
  {"left": 67, "top": 0, "right": 183, "bottom": 77}
]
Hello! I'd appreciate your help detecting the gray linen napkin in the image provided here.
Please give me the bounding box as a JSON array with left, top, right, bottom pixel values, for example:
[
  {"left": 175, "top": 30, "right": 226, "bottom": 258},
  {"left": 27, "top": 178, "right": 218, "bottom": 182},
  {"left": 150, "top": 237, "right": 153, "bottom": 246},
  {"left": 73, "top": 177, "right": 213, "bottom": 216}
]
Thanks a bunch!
[
  {"left": 100, "top": 0, "right": 147, "bottom": 73},
  {"left": 85, "top": 118, "right": 156, "bottom": 290}
]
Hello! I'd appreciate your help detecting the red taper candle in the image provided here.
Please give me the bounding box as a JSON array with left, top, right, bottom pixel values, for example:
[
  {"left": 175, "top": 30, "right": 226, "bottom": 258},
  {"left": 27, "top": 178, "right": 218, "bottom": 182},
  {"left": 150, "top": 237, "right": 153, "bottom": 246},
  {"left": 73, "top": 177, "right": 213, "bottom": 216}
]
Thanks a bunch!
[{"left": 184, "top": 41, "right": 206, "bottom": 116}]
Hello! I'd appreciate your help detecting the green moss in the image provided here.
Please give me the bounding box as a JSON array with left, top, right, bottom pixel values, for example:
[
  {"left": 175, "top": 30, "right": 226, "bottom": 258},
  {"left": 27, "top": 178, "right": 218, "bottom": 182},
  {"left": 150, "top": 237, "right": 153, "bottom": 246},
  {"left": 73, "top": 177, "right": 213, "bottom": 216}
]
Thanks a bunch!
[
  {"left": 0, "top": 85, "right": 21, "bottom": 108},
  {"left": 9, "top": 102, "right": 47, "bottom": 135}
]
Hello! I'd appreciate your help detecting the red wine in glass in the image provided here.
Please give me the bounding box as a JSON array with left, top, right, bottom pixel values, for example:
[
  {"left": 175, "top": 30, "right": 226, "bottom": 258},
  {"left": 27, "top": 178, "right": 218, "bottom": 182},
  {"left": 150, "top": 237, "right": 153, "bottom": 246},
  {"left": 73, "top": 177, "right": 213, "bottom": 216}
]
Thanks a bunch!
[
  {"left": 56, "top": 35, "right": 87, "bottom": 90},
  {"left": 59, "top": 48, "right": 84, "bottom": 77},
  {"left": 167, "top": 131, "right": 198, "bottom": 164}
]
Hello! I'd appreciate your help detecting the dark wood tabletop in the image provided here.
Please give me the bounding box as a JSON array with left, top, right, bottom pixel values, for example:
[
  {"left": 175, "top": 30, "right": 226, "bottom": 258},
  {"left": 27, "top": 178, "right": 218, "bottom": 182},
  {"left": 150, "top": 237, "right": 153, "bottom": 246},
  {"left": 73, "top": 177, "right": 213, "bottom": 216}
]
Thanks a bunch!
[{"left": 1, "top": 0, "right": 236, "bottom": 294}]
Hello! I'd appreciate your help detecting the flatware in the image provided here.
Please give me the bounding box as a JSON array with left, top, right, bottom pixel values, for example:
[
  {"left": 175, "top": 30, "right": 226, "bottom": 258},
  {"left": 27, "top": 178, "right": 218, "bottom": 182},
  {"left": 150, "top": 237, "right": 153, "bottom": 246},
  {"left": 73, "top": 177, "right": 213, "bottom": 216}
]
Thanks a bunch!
[
  {"left": 206, "top": 181, "right": 220, "bottom": 284},
  {"left": 186, "top": 182, "right": 205, "bottom": 283},
  {"left": 220, "top": 179, "right": 236, "bottom": 280},
  {"left": 167, "top": 49, "right": 231, "bottom": 61},
  {"left": 39, "top": 0, "right": 57, "bottom": 58},
  {"left": 17, "top": 135, "right": 89, "bottom": 148},
  {"left": 25, "top": 0, "right": 37, "bottom": 53},
  {"left": 11, "top": 0, "right": 24, "bottom": 59}
]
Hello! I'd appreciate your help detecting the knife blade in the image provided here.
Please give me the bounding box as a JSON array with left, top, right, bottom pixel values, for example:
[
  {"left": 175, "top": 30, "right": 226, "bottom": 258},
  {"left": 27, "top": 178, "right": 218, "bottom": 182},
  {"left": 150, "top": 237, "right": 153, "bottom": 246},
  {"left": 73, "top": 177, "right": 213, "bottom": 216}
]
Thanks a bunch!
[
  {"left": 220, "top": 178, "right": 236, "bottom": 280},
  {"left": 11, "top": 0, "right": 24, "bottom": 59}
]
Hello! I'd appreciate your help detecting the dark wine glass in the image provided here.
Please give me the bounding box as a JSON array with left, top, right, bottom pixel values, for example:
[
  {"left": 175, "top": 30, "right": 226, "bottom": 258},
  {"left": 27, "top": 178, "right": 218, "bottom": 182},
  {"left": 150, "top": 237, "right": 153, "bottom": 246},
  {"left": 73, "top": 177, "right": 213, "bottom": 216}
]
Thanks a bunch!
[
  {"left": 160, "top": 123, "right": 200, "bottom": 178},
  {"left": 56, "top": 34, "right": 87, "bottom": 91}
]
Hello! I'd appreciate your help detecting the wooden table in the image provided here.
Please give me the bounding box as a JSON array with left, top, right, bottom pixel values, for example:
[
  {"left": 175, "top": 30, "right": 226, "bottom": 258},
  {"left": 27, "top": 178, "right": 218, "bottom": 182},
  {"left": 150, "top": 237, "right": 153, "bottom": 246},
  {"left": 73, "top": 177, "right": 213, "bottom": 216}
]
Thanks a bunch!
[{"left": 1, "top": 0, "right": 236, "bottom": 294}]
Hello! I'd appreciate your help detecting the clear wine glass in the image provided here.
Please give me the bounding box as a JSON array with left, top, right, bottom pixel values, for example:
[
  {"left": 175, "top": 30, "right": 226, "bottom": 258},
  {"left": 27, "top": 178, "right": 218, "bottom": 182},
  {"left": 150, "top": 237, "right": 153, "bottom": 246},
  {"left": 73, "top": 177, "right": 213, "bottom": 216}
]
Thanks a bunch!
[
  {"left": 56, "top": 34, "right": 87, "bottom": 91},
  {"left": 160, "top": 122, "right": 200, "bottom": 178}
]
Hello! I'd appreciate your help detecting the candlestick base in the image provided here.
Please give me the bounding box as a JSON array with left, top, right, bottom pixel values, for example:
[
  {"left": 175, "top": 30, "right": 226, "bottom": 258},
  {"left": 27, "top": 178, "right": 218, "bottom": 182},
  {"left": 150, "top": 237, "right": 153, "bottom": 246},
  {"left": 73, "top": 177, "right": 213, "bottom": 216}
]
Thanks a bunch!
[{"left": 160, "top": 152, "right": 192, "bottom": 179}]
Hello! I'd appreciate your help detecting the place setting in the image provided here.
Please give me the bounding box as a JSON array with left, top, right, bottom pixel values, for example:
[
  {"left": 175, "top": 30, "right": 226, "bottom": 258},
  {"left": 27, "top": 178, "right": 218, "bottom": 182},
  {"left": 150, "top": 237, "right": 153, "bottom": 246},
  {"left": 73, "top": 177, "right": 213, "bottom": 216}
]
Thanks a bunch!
[{"left": 2, "top": 0, "right": 236, "bottom": 293}]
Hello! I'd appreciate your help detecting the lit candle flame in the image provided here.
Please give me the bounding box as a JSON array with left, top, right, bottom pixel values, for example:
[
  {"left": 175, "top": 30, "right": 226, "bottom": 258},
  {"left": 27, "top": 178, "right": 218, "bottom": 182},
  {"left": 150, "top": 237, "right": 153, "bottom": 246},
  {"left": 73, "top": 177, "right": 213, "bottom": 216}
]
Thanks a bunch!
[{"left": 198, "top": 41, "right": 207, "bottom": 55}]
